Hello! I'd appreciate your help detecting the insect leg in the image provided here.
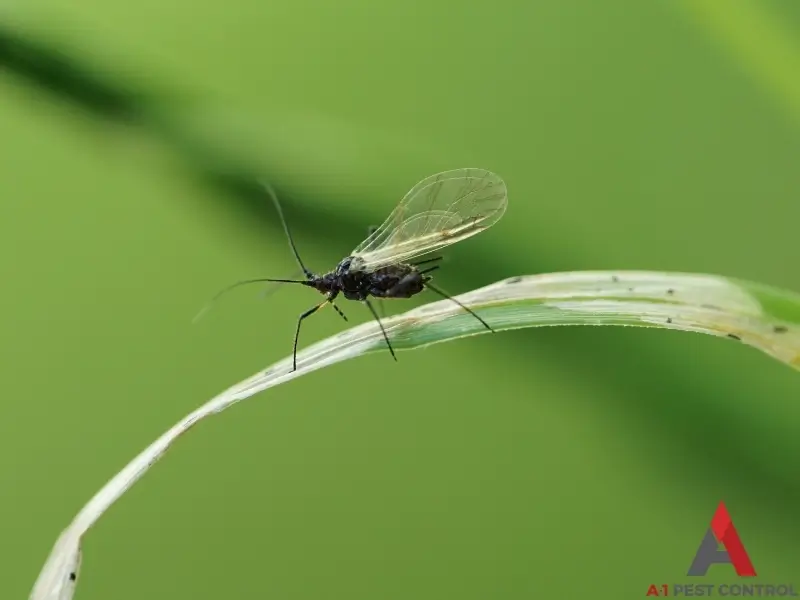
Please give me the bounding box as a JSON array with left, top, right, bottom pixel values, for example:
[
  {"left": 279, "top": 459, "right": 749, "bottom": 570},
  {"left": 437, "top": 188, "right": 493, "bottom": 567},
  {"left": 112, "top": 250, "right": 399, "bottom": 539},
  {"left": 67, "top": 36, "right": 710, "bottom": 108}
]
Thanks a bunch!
[
  {"left": 291, "top": 299, "right": 329, "bottom": 372},
  {"left": 330, "top": 301, "right": 349, "bottom": 322},
  {"left": 364, "top": 299, "right": 397, "bottom": 362},
  {"left": 372, "top": 299, "right": 385, "bottom": 319},
  {"left": 424, "top": 282, "right": 493, "bottom": 332},
  {"left": 411, "top": 256, "right": 443, "bottom": 267},
  {"left": 419, "top": 265, "right": 440, "bottom": 276}
]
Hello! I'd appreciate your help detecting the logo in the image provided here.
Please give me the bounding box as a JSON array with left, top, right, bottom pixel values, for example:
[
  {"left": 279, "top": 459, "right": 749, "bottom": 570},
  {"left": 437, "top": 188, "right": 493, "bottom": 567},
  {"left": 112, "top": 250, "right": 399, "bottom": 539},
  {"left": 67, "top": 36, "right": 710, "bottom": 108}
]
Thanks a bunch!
[
  {"left": 644, "top": 501, "right": 797, "bottom": 597},
  {"left": 687, "top": 501, "right": 756, "bottom": 577}
]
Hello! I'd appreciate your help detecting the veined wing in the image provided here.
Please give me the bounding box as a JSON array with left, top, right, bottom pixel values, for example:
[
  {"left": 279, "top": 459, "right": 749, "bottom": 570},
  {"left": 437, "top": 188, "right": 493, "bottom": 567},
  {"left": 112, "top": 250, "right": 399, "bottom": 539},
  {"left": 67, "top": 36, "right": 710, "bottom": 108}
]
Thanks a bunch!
[{"left": 350, "top": 168, "right": 507, "bottom": 271}]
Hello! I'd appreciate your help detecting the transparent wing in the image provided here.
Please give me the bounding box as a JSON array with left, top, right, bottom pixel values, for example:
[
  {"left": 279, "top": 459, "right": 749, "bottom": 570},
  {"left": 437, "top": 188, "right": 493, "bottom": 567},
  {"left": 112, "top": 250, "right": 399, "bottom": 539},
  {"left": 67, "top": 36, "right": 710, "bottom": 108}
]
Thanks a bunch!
[{"left": 350, "top": 168, "right": 507, "bottom": 270}]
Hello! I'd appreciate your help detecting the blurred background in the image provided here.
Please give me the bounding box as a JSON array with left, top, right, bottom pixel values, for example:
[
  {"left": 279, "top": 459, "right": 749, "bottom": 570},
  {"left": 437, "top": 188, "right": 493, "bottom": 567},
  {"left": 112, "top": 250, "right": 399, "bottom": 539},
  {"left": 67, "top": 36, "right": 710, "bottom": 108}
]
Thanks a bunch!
[{"left": 2, "top": 0, "right": 799, "bottom": 598}]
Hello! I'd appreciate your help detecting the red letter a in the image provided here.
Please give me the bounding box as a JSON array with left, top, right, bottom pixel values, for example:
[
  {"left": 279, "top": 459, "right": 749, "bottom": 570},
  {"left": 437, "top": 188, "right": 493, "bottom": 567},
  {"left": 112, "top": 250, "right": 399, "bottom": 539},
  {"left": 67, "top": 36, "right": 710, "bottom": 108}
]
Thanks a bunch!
[
  {"left": 688, "top": 502, "right": 756, "bottom": 577},
  {"left": 710, "top": 502, "right": 756, "bottom": 576}
]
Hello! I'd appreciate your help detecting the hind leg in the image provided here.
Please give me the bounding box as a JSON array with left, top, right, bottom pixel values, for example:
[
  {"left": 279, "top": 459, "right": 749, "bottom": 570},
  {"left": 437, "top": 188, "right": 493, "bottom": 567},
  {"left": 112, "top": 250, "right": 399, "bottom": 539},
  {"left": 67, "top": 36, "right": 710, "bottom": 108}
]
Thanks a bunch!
[{"left": 364, "top": 299, "right": 396, "bottom": 361}]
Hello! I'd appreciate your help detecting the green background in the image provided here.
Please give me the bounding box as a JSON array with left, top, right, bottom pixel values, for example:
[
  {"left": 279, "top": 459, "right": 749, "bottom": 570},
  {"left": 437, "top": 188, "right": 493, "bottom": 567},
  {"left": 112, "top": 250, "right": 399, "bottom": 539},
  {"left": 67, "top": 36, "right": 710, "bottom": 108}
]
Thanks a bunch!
[{"left": 2, "top": 0, "right": 799, "bottom": 598}]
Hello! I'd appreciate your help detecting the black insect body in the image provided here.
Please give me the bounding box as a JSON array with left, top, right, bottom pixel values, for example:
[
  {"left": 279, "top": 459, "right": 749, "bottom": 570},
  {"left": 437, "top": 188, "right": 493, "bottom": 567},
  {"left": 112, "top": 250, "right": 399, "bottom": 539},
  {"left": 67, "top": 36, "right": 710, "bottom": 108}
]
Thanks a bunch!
[
  {"left": 197, "top": 168, "right": 508, "bottom": 371},
  {"left": 321, "top": 259, "right": 429, "bottom": 301}
]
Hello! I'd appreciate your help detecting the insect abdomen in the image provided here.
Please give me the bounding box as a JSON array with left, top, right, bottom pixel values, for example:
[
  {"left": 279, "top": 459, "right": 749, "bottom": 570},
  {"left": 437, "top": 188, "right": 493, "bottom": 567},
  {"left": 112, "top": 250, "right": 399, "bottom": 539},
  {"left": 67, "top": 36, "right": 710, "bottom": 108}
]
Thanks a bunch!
[{"left": 368, "top": 265, "right": 425, "bottom": 298}]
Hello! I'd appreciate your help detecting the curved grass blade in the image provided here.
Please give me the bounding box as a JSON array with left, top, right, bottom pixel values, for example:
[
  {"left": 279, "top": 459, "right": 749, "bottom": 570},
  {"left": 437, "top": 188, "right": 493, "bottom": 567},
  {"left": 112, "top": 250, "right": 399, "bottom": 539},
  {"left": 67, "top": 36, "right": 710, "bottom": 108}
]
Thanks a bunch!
[{"left": 30, "top": 271, "right": 800, "bottom": 600}]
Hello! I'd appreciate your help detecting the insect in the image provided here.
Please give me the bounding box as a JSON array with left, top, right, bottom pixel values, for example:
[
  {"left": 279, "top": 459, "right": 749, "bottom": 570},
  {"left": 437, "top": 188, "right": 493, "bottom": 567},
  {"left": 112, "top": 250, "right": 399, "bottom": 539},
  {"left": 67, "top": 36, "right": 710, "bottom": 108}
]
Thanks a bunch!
[{"left": 198, "top": 168, "right": 508, "bottom": 372}]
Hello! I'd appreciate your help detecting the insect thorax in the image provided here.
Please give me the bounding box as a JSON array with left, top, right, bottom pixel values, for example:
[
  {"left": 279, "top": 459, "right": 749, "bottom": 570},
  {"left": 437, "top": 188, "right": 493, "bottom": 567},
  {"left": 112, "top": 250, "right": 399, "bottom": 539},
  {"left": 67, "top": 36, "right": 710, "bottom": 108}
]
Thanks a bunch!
[{"left": 333, "top": 257, "right": 425, "bottom": 300}]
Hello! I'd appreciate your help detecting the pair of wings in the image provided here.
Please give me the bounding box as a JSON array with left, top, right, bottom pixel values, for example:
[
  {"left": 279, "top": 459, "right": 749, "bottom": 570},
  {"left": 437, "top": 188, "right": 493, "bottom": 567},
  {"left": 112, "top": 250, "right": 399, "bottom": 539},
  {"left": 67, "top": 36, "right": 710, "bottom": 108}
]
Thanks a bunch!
[
  {"left": 350, "top": 167, "right": 508, "bottom": 271},
  {"left": 263, "top": 168, "right": 508, "bottom": 296}
]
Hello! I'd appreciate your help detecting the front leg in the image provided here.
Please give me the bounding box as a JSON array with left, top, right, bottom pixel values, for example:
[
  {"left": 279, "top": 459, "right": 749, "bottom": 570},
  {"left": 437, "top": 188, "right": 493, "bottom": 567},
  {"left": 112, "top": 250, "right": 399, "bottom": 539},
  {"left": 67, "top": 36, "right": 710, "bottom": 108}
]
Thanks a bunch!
[
  {"left": 291, "top": 300, "right": 328, "bottom": 372},
  {"left": 290, "top": 293, "right": 338, "bottom": 371}
]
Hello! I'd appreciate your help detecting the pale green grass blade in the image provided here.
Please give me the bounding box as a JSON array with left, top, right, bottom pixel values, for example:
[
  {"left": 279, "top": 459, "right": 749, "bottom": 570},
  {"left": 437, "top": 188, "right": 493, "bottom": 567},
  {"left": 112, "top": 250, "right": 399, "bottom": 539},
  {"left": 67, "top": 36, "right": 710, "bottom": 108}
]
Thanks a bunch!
[{"left": 30, "top": 271, "right": 800, "bottom": 600}]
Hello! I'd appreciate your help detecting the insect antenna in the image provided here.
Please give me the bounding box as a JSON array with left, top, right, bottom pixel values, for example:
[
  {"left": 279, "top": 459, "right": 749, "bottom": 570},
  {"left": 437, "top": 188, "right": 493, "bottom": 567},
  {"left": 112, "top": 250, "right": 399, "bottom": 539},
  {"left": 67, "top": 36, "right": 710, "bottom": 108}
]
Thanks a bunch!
[
  {"left": 192, "top": 277, "right": 312, "bottom": 324},
  {"left": 257, "top": 267, "right": 307, "bottom": 301},
  {"left": 365, "top": 299, "right": 397, "bottom": 362},
  {"left": 424, "top": 282, "right": 493, "bottom": 332},
  {"left": 261, "top": 181, "right": 314, "bottom": 280}
]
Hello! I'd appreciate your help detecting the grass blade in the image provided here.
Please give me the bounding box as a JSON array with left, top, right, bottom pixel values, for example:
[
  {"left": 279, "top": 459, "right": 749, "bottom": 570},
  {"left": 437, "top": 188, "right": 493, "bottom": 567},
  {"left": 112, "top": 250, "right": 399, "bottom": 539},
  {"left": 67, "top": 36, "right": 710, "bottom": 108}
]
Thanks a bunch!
[{"left": 29, "top": 270, "right": 800, "bottom": 600}]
